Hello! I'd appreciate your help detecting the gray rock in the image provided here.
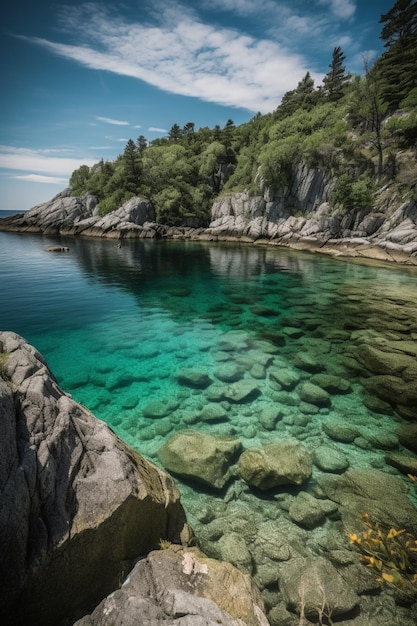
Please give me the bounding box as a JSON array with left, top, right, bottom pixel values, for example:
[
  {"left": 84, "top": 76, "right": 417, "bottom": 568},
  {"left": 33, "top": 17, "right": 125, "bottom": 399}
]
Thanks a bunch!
[
  {"left": 269, "top": 368, "right": 300, "bottom": 391},
  {"left": 74, "top": 546, "right": 269, "bottom": 626},
  {"left": 176, "top": 368, "right": 212, "bottom": 388},
  {"left": 222, "top": 380, "right": 261, "bottom": 403},
  {"left": 310, "top": 373, "right": 351, "bottom": 394},
  {"left": 322, "top": 418, "right": 360, "bottom": 443},
  {"left": 215, "top": 532, "right": 254, "bottom": 574},
  {"left": 215, "top": 363, "right": 244, "bottom": 383},
  {"left": 298, "top": 382, "right": 331, "bottom": 407},
  {"left": 313, "top": 445, "right": 350, "bottom": 473},
  {"left": 143, "top": 398, "right": 180, "bottom": 418},
  {"left": 158, "top": 430, "right": 242, "bottom": 489},
  {"left": 238, "top": 439, "right": 312, "bottom": 489},
  {"left": 279, "top": 556, "right": 359, "bottom": 621},
  {"left": 397, "top": 422, "right": 417, "bottom": 453},
  {"left": 0, "top": 331, "right": 189, "bottom": 626},
  {"left": 200, "top": 403, "right": 229, "bottom": 422},
  {"left": 288, "top": 492, "right": 327, "bottom": 529}
]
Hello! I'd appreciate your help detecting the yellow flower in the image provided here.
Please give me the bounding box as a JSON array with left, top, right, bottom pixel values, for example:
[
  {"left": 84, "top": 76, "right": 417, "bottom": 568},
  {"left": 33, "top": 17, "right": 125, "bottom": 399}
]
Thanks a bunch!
[{"left": 348, "top": 533, "right": 361, "bottom": 544}]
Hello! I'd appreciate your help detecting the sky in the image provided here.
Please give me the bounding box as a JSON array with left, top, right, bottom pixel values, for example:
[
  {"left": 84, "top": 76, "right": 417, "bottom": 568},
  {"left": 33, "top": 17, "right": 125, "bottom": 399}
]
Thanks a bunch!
[{"left": 0, "top": 0, "right": 395, "bottom": 211}]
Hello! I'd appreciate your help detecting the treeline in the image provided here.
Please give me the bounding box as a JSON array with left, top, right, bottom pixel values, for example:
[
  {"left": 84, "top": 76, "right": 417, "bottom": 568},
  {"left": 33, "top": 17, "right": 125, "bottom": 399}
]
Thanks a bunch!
[{"left": 70, "top": 0, "right": 417, "bottom": 224}]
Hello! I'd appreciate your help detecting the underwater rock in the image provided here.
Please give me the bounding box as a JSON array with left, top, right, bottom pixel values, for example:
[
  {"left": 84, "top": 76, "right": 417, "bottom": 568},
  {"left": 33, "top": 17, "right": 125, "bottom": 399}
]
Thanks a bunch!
[
  {"left": 397, "top": 423, "right": 417, "bottom": 453},
  {"left": 215, "top": 362, "right": 245, "bottom": 383},
  {"left": 322, "top": 418, "right": 360, "bottom": 443},
  {"left": 258, "top": 406, "right": 283, "bottom": 431},
  {"left": 74, "top": 545, "right": 269, "bottom": 626},
  {"left": 214, "top": 532, "right": 254, "bottom": 575},
  {"left": 309, "top": 373, "right": 351, "bottom": 394},
  {"left": 363, "top": 374, "right": 417, "bottom": 409},
  {"left": 316, "top": 468, "right": 417, "bottom": 535},
  {"left": 158, "top": 430, "right": 242, "bottom": 490},
  {"left": 269, "top": 368, "right": 300, "bottom": 391},
  {"left": 298, "top": 382, "right": 331, "bottom": 407},
  {"left": 278, "top": 556, "right": 359, "bottom": 621},
  {"left": 293, "top": 352, "right": 326, "bottom": 373},
  {"left": 176, "top": 367, "right": 212, "bottom": 388},
  {"left": 222, "top": 380, "right": 261, "bottom": 403},
  {"left": 313, "top": 445, "right": 350, "bottom": 473},
  {"left": 385, "top": 451, "right": 417, "bottom": 477},
  {"left": 142, "top": 398, "right": 180, "bottom": 418},
  {"left": 288, "top": 492, "right": 327, "bottom": 529},
  {"left": 0, "top": 331, "right": 189, "bottom": 626},
  {"left": 199, "top": 403, "right": 229, "bottom": 422},
  {"left": 238, "top": 439, "right": 313, "bottom": 489}
]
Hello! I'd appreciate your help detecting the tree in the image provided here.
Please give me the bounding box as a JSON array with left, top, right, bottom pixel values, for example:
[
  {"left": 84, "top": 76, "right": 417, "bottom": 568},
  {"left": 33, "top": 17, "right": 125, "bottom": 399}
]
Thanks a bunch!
[
  {"left": 322, "top": 47, "right": 350, "bottom": 101},
  {"left": 376, "top": 0, "right": 417, "bottom": 109},
  {"left": 168, "top": 123, "right": 182, "bottom": 141},
  {"left": 122, "top": 139, "right": 141, "bottom": 193},
  {"left": 349, "top": 57, "right": 388, "bottom": 180}
]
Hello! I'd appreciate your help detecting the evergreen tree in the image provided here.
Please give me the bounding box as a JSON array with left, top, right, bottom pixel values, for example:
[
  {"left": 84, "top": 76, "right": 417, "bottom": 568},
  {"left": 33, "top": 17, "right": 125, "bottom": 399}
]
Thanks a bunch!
[
  {"left": 168, "top": 123, "right": 182, "bottom": 141},
  {"left": 376, "top": 0, "right": 417, "bottom": 109},
  {"left": 322, "top": 47, "right": 350, "bottom": 101}
]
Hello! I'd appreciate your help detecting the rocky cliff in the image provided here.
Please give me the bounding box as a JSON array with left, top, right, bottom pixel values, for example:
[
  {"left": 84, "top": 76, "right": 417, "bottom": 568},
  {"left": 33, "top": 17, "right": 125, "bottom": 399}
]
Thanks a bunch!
[
  {"left": 1, "top": 162, "right": 417, "bottom": 264},
  {"left": 0, "top": 332, "right": 268, "bottom": 626}
]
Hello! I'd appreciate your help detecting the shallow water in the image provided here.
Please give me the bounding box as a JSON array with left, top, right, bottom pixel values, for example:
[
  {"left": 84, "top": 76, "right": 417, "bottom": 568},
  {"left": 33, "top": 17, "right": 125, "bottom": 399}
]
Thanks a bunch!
[{"left": 1, "top": 231, "right": 417, "bottom": 621}]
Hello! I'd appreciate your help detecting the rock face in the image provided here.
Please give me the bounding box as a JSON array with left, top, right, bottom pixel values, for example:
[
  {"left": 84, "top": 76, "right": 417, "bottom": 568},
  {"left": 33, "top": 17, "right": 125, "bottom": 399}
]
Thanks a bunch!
[
  {"left": 1, "top": 163, "right": 416, "bottom": 263},
  {"left": 0, "top": 331, "right": 189, "bottom": 626},
  {"left": 74, "top": 545, "right": 269, "bottom": 626},
  {"left": 0, "top": 189, "right": 157, "bottom": 239}
]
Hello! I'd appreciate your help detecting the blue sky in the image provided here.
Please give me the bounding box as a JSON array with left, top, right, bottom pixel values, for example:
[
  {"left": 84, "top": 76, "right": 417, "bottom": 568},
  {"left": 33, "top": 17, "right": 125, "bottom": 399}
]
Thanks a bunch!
[{"left": 1, "top": 0, "right": 394, "bottom": 210}]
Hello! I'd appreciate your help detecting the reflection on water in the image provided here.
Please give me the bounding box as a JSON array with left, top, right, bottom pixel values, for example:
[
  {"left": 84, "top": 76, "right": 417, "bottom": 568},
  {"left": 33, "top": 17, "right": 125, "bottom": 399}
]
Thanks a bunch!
[{"left": 1, "top": 231, "right": 417, "bottom": 624}]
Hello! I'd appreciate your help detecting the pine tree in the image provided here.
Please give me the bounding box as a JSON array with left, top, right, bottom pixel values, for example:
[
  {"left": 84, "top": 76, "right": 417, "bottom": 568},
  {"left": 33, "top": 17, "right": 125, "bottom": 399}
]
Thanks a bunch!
[
  {"left": 376, "top": 0, "right": 417, "bottom": 109},
  {"left": 322, "top": 47, "right": 350, "bottom": 101}
]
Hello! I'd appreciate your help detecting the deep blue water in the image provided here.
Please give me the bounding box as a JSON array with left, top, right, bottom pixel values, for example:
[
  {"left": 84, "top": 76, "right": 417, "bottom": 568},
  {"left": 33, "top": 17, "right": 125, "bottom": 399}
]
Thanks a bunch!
[{"left": 1, "top": 231, "right": 417, "bottom": 560}]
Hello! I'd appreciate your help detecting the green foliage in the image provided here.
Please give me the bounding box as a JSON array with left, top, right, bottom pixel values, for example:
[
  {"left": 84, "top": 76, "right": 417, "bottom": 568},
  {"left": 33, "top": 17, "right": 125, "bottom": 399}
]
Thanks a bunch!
[
  {"left": 67, "top": 5, "right": 416, "bottom": 225},
  {"left": 332, "top": 173, "right": 375, "bottom": 212},
  {"left": 322, "top": 46, "right": 351, "bottom": 101}
]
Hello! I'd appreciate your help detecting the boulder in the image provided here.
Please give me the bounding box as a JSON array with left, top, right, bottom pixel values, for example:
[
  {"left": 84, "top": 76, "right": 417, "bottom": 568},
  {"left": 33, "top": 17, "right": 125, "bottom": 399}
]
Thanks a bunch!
[
  {"left": 222, "top": 380, "right": 261, "bottom": 403},
  {"left": 278, "top": 556, "right": 359, "bottom": 621},
  {"left": 158, "top": 430, "right": 242, "bottom": 489},
  {"left": 317, "top": 468, "right": 417, "bottom": 535},
  {"left": 238, "top": 439, "right": 312, "bottom": 490},
  {"left": 288, "top": 492, "right": 328, "bottom": 529},
  {"left": 397, "top": 422, "right": 417, "bottom": 453},
  {"left": 74, "top": 546, "right": 269, "bottom": 626},
  {"left": 298, "top": 382, "right": 331, "bottom": 407},
  {"left": 313, "top": 445, "right": 350, "bottom": 473},
  {"left": 176, "top": 367, "right": 212, "bottom": 388},
  {"left": 0, "top": 332, "right": 189, "bottom": 626},
  {"left": 322, "top": 418, "right": 360, "bottom": 443}
]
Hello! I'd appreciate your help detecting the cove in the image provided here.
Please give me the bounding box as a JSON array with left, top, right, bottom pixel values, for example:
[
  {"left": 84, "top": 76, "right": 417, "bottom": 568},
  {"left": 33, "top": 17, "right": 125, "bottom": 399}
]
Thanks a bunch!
[{"left": 1, "top": 231, "right": 417, "bottom": 621}]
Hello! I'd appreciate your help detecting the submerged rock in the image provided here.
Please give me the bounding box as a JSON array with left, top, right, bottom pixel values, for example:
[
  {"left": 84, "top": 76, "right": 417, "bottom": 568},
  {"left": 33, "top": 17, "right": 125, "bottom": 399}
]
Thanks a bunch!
[
  {"left": 278, "top": 556, "right": 359, "bottom": 621},
  {"left": 238, "top": 439, "right": 313, "bottom": 489},
  {"left": 0, "top": 331, "right": 189, "bottom": 626},
  {"left": 158, "top": 430, "right": 242, "bottom": 489}
]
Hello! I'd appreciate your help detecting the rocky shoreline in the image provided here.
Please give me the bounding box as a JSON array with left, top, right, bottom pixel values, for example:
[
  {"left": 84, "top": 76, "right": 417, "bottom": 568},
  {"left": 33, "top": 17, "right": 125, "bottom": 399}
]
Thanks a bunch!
[{"left": 1, "top": 181, "right": 417, "bottom": 266}]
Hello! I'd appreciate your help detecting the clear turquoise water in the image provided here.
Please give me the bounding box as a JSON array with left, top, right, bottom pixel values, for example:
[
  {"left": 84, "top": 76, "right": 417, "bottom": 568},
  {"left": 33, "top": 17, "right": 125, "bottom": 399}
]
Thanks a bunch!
[{"left": 1, "top": 231, "right": 417, "bottom": 564}]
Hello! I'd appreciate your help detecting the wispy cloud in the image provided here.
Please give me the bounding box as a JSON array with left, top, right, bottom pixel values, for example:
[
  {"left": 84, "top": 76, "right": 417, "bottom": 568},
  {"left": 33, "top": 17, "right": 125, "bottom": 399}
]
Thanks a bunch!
[
  {"left": 148, "top": 127, "right": 168, "bottom": 134},
  {"left": 96, "top": 116, "right": 130, "bottom": 126},
  {"left": 12, "top": 174, "right": 69, "bottom": 184},
  {"left": 0, "top": 146, "right": 97, "bottom": 176},
  {"left": 19, "top": 2, "right": 317, "bottom": 114}
]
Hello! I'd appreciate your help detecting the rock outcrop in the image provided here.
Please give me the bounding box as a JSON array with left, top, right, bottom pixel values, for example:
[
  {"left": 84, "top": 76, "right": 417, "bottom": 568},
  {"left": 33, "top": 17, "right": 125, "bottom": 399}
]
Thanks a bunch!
[
  {"left": 0, "top": 331, "right": 190, "bottom": 626},
  {"left": 1, "top": 163, "right": 416, "bottom": 263},
  {"left": 74, "top": 545, "right": 269, "bottom": 626},
  {"left": 0, "top": 190, "right": 158, "bottom": 239}
]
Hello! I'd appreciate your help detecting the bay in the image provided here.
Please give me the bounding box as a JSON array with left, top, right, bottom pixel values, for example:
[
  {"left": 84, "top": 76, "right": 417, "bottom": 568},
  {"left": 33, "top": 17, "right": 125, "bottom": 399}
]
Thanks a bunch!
[{"left": 1, "top": 230, "right": 417, "bottom": 620}]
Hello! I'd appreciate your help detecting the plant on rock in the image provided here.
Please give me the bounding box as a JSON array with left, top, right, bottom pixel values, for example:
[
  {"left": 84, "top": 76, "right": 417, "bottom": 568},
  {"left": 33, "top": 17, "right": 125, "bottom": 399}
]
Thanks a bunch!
[{"left": 348, "top": 513, "right": 417, "bottom": 598}]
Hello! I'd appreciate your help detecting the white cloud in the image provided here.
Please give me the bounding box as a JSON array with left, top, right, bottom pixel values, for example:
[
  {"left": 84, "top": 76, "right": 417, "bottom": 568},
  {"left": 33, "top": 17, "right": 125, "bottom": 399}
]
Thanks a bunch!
[
  {"left": 0, "top": 146, "right": 97, "bottom": 175},
  {"left": 96, "top": 116, "right": 130, "bottom": 126},
  {"left": 12, "top": 174, "right": 69, "bottom": 184},
  {"left": 317, "top": 0, "right": 356, "bottom": 20},
  {"left": 148, "top": 127, "right": 168, "bottom": 133},
  {"left": 20, "top": 4, "right": 313, "bottom": 114}
]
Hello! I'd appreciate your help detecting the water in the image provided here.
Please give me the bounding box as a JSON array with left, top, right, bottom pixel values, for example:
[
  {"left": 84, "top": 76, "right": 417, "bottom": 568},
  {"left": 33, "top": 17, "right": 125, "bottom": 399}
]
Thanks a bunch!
[{"left": 1, "top": 231, "right": 417, "bottom": 619}]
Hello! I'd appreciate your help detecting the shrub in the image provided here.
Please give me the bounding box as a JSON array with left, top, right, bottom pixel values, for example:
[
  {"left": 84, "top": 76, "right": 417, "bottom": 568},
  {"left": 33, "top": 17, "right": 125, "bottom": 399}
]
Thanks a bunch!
[{"left": 348, "top": 513, "right": 417, "bottom": 598}]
